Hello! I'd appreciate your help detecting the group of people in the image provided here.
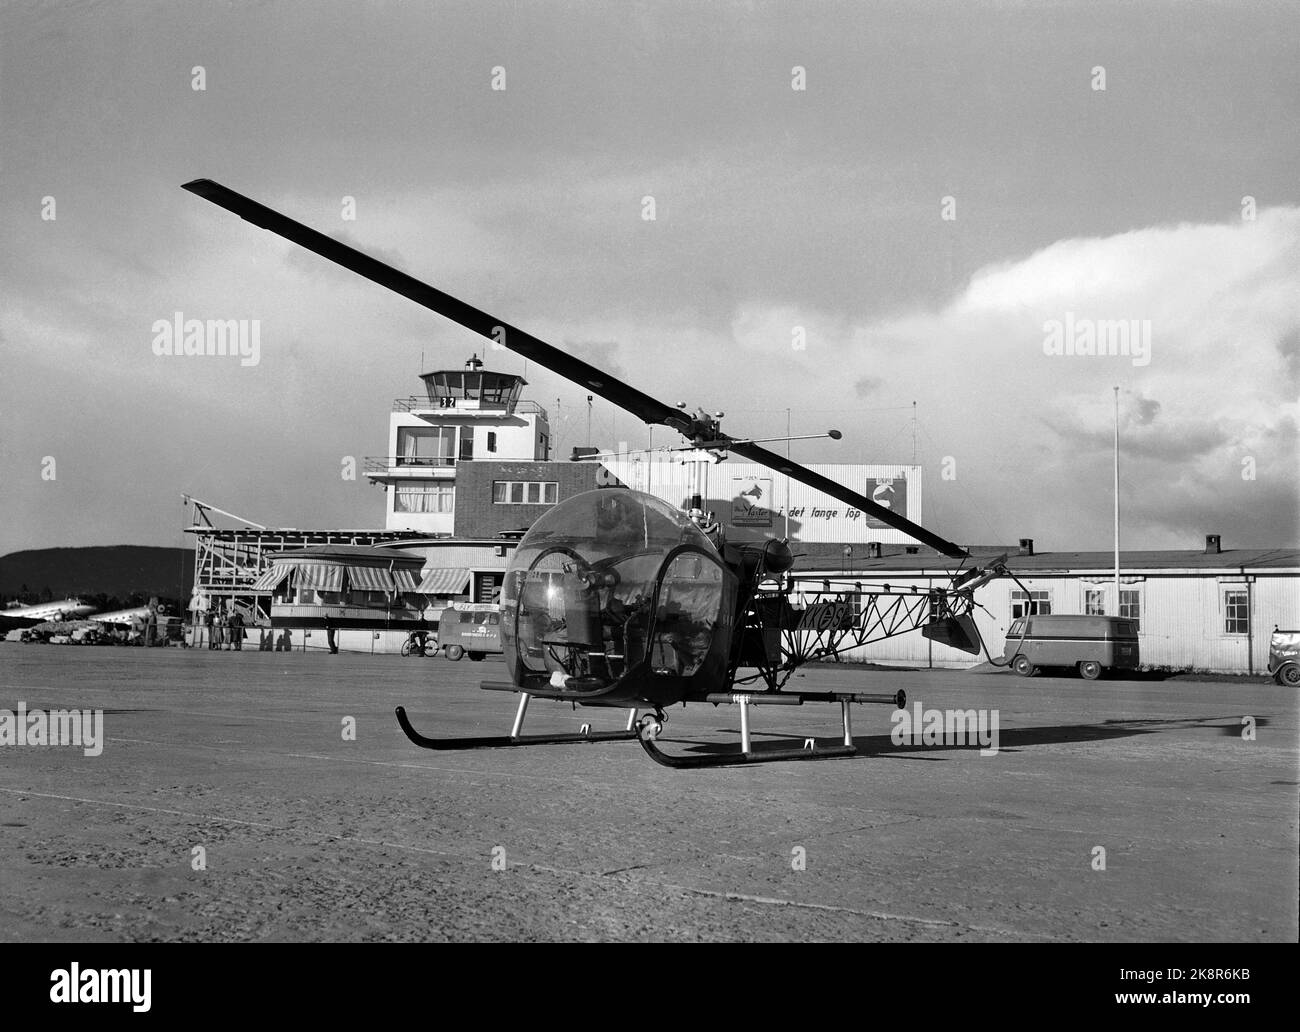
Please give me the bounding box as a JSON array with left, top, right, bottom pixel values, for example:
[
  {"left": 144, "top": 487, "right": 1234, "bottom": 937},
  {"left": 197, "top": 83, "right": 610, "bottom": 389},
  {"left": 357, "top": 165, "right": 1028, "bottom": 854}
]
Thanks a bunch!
[{"left": 200, "top": 606, "right": 246, "bottom": 650}]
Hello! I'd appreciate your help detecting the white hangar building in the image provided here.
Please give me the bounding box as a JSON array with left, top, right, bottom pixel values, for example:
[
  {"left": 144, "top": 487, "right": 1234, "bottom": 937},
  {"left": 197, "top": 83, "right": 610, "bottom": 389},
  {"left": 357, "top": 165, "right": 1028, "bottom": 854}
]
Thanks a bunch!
[{"left": 788, "top": 537, "right": 1300, "bottom": 675}]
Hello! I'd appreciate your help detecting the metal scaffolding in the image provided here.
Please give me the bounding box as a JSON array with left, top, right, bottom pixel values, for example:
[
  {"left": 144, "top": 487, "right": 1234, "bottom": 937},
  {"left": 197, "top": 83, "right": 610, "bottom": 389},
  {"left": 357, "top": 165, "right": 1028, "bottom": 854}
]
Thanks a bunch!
[{"left": 184, "top": 495, "right": 432, "bottom": 625}]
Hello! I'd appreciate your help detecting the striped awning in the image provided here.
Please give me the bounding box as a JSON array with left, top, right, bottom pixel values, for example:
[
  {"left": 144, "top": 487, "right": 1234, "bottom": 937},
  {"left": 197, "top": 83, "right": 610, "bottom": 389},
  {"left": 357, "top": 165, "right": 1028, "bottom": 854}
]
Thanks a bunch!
[
  {"left": 417, "top": 567, "right": 471, "bottom": 595},
  {"left": 293, "top": 564, "right": 345, "bottom": 592},
  {"left": 347, "top": 566, "right": 395, "bottom": 592},
  {"left": 251, "top": 565, "right": 290, "bottom": 592},
  {"left": 392, "top": 569, "right": 420, "bottom": 593}
]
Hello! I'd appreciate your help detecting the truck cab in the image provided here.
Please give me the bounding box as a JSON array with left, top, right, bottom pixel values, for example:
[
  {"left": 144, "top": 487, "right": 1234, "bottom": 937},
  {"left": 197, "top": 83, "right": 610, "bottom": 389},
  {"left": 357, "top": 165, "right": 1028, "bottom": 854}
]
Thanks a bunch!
[{"left": 1268, "top": 629, "right": 1300, "bottom": 686}]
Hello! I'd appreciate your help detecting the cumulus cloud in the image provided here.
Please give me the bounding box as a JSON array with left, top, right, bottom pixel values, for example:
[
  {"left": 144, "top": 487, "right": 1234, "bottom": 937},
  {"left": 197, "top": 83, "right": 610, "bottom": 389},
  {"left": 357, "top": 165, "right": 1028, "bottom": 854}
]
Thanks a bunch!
[
  {"left": 480, "top": 209, "right": 1296, "bottom": 549},
  {"left": 720, "top": 209, "right": 1300, "bottom": 548}
]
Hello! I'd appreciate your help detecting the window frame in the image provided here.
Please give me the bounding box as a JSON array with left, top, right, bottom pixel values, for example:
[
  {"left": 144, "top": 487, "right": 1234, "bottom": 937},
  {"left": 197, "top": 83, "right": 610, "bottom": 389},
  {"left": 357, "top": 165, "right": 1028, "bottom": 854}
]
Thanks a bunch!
[
  {"left": 1223, "top": 588, "right": 1249, "bottom": 635},
  {"left": 491, "top": 480, "right": 559, "bottom": 506},
  {"left": 1119, "top": 588, "right": 1141, "bottom": 631},
  {"left": 393, "top": 483, "right": 455, "bottom": 514},
  {"left": 396, "top": 425, "right": 456, "bottom": 466},
  {"left": 1010, "top": 589, "right": 1052, "bottom": 620}
]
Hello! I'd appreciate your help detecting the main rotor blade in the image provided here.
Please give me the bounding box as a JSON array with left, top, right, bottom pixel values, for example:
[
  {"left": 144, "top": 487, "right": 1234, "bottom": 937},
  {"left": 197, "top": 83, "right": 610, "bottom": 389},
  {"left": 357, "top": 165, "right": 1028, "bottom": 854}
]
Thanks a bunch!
[
  {"left": 728, "top": 441, "right": 968, "bottom": 558},
  {"left": 182, "top": 178, "right": 968, "bottom": 559},
  {"left": 180, "top": 179, "right": 682, "bottom": 428}
]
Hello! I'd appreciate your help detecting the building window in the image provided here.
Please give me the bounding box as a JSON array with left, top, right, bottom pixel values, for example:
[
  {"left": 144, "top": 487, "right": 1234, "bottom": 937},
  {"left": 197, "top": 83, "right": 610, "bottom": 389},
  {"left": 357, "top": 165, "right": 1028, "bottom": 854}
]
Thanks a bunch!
[
  {"left": 539, "top": 433, "right": 550, "bottom": 460},
  {"left": 487, "top": 431, "right": 497, "bottom": 453},
  {"left": 492, "top": 480, "right": 557, "bottom": 505},
  {"left": 459, "top": 435, "right": 474, "bottom": 461},
  {"left": 1224, "top": 589, "right": 1249, "bottom": 635},
  {"left": 394, "top": 484, "right": 455, "bottom": 514},
  {"left": 1085, "top": 589, "right": 1106, "bottom": 616},
  {"left": 474, "top": 573, "right": 503, "bottom": 603},
  {"left": 1011, "top": 589, "right": 1052, "bottom": 619},
  {"left": 1119, "top": 589, "right": 1141, "bottom": 631},
  {"left": 397, "top": 427, "right": 456, "bottom": 466}
]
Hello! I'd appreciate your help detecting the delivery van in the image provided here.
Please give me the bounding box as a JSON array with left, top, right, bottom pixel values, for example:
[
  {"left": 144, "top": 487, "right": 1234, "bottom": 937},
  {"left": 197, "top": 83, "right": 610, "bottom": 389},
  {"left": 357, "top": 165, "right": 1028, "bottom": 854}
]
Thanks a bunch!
[
  {"left": 437, "top": 603, "right": 502, "bottom": 661},
  {"left": 1003, "top": 614, "right": 1139, "bottom": 679}
]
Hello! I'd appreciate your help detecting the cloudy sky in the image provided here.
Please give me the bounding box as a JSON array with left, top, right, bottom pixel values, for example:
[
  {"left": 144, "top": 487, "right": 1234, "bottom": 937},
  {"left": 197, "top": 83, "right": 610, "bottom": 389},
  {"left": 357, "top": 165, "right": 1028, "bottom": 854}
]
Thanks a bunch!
[{"left": 2, "top": 0, "right": 1296, "bottom": 555}]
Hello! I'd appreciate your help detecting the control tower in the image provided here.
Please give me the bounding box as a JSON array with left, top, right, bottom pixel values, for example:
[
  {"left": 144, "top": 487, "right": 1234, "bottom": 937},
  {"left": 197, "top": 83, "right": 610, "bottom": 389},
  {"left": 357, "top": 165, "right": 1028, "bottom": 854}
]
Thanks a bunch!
[{"left": 365, "top": 356, "right": 551, "bottom": 534}]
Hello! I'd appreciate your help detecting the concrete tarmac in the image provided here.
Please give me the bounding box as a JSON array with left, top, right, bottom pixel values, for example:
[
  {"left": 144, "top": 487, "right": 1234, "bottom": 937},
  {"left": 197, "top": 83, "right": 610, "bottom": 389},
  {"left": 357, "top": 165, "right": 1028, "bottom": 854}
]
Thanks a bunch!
[{"left": 1, "top": 646, "right": 1295, "bottom": 942}]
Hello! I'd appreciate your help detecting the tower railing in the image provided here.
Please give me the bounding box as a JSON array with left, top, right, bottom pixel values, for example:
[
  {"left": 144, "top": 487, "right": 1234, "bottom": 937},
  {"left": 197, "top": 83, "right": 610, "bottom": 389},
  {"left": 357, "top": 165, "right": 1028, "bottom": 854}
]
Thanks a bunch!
[{"left": 392, "top": 397, "right": 547, "bottom": 417}]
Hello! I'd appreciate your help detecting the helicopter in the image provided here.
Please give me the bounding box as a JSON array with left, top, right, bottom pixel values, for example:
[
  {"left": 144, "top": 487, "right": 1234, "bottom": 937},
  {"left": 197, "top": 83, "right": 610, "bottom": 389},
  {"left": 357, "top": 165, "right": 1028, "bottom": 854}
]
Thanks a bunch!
[{"left": 183, "top": 178, "right": 1010, "bottom": 767}]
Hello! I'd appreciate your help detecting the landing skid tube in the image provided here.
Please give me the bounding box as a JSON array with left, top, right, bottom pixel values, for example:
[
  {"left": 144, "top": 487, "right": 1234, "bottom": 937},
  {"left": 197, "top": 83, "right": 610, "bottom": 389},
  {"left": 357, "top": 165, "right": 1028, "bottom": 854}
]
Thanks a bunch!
[
  {"left": 639, "top": 736, "right": 856, "bottom": 768},
  {"left": 395, "top": 696, "right": 640, "bottom": 752},
  {"left": 635, "top": 690, "right": 904, "bottom": 769}
]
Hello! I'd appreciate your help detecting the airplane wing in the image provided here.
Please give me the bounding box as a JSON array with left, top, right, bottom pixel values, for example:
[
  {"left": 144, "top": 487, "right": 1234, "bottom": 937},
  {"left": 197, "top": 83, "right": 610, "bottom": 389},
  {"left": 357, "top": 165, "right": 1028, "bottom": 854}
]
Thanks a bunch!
[{"left": 182, "top": 178, "right": 968, "bottom": 559}]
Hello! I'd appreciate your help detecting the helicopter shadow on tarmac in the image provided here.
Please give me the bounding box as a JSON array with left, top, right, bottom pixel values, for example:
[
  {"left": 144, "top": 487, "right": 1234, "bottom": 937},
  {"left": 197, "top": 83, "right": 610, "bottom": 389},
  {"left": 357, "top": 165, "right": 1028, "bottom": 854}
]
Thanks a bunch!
[{"left": 676, "top": 713, "right": 1273, "bottom": 761}]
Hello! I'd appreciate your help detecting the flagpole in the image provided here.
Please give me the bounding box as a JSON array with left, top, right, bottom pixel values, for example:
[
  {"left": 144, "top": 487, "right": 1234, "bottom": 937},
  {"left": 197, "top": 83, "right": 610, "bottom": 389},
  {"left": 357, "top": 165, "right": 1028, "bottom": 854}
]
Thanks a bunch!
[
  {"left": 1113, "top": 386, "right": 1121, "bottom": 614},
  {"left": 784, "top": 407, "right": 791, "bottom": 540}
]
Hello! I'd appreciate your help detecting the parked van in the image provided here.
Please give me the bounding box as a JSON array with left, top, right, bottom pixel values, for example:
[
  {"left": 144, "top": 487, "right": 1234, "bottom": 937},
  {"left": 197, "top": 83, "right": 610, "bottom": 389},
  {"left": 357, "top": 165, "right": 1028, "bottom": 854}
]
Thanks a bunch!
[
  {"left": 1003, "top": 614, "right": 1139, "bottom": 679},
  {"left": 437, "top": 603, "right": 502, "bottom": 661}
]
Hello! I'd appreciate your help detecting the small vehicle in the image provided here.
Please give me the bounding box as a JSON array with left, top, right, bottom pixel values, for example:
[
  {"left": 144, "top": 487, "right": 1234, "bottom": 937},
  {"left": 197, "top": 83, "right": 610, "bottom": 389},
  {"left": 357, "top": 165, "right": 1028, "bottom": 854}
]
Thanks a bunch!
[
  {"left": 437, "top": 603, "right": 502, "bottom": 661},
  {"left": 400, "top": 629, "right": 438, "bottom": 658},
  {"left": 1004, "top": 614, "right": 1139, "bottom": 679},
  {"left": 1268, "top": 629, "right": 1300, "bottom": 686}
]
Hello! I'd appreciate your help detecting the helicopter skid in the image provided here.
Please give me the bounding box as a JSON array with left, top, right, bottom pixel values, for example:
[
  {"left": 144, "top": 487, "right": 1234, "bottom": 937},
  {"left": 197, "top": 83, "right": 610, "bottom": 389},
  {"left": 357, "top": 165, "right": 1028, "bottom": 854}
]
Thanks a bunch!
[
  {"left": 639, "top": 735, "right": 856, "bottom": 768},
  {"left": 634, "top": 690, "right": 899, "bottom": 767},
  {"left": 395, "top": 703, "right": 639, "bottom": 751},
  {"left": 398, "top": 686, "right": 904, "bottom": 765}
]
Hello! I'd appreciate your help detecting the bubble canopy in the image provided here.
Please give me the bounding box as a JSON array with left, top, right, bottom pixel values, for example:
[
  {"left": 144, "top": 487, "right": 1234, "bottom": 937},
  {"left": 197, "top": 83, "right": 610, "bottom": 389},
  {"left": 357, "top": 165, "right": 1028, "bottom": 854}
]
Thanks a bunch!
[{"left": 502, "top": 489, "right": 736, "bottom": 699}]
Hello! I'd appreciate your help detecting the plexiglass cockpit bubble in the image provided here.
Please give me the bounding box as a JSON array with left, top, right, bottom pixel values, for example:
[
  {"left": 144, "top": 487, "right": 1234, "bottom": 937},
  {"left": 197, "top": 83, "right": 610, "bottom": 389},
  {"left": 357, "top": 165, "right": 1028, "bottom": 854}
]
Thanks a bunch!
[{"left": 502, "top": 489, "right": 736, "bottom": 695}]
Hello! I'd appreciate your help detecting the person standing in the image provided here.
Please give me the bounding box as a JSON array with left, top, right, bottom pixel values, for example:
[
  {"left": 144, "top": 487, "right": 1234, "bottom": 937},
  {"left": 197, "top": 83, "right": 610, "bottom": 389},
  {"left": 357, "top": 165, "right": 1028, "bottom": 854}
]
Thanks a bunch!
[
  {"left": 213, "top": 608, "right": 226, "bottom": 651},
  {"left": 203, "top": 606, "right": 215, "bottom": 649},
  {"left": 228, "top": 607, "right": 244, "bottom": 651}
]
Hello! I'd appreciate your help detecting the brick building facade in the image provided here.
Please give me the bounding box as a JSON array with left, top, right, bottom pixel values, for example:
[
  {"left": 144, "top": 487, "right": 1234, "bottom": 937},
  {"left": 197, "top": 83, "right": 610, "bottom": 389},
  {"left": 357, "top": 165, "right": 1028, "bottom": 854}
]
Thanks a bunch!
[{"left": 452, "top": 460, "right": 602, "bottom": 538}]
